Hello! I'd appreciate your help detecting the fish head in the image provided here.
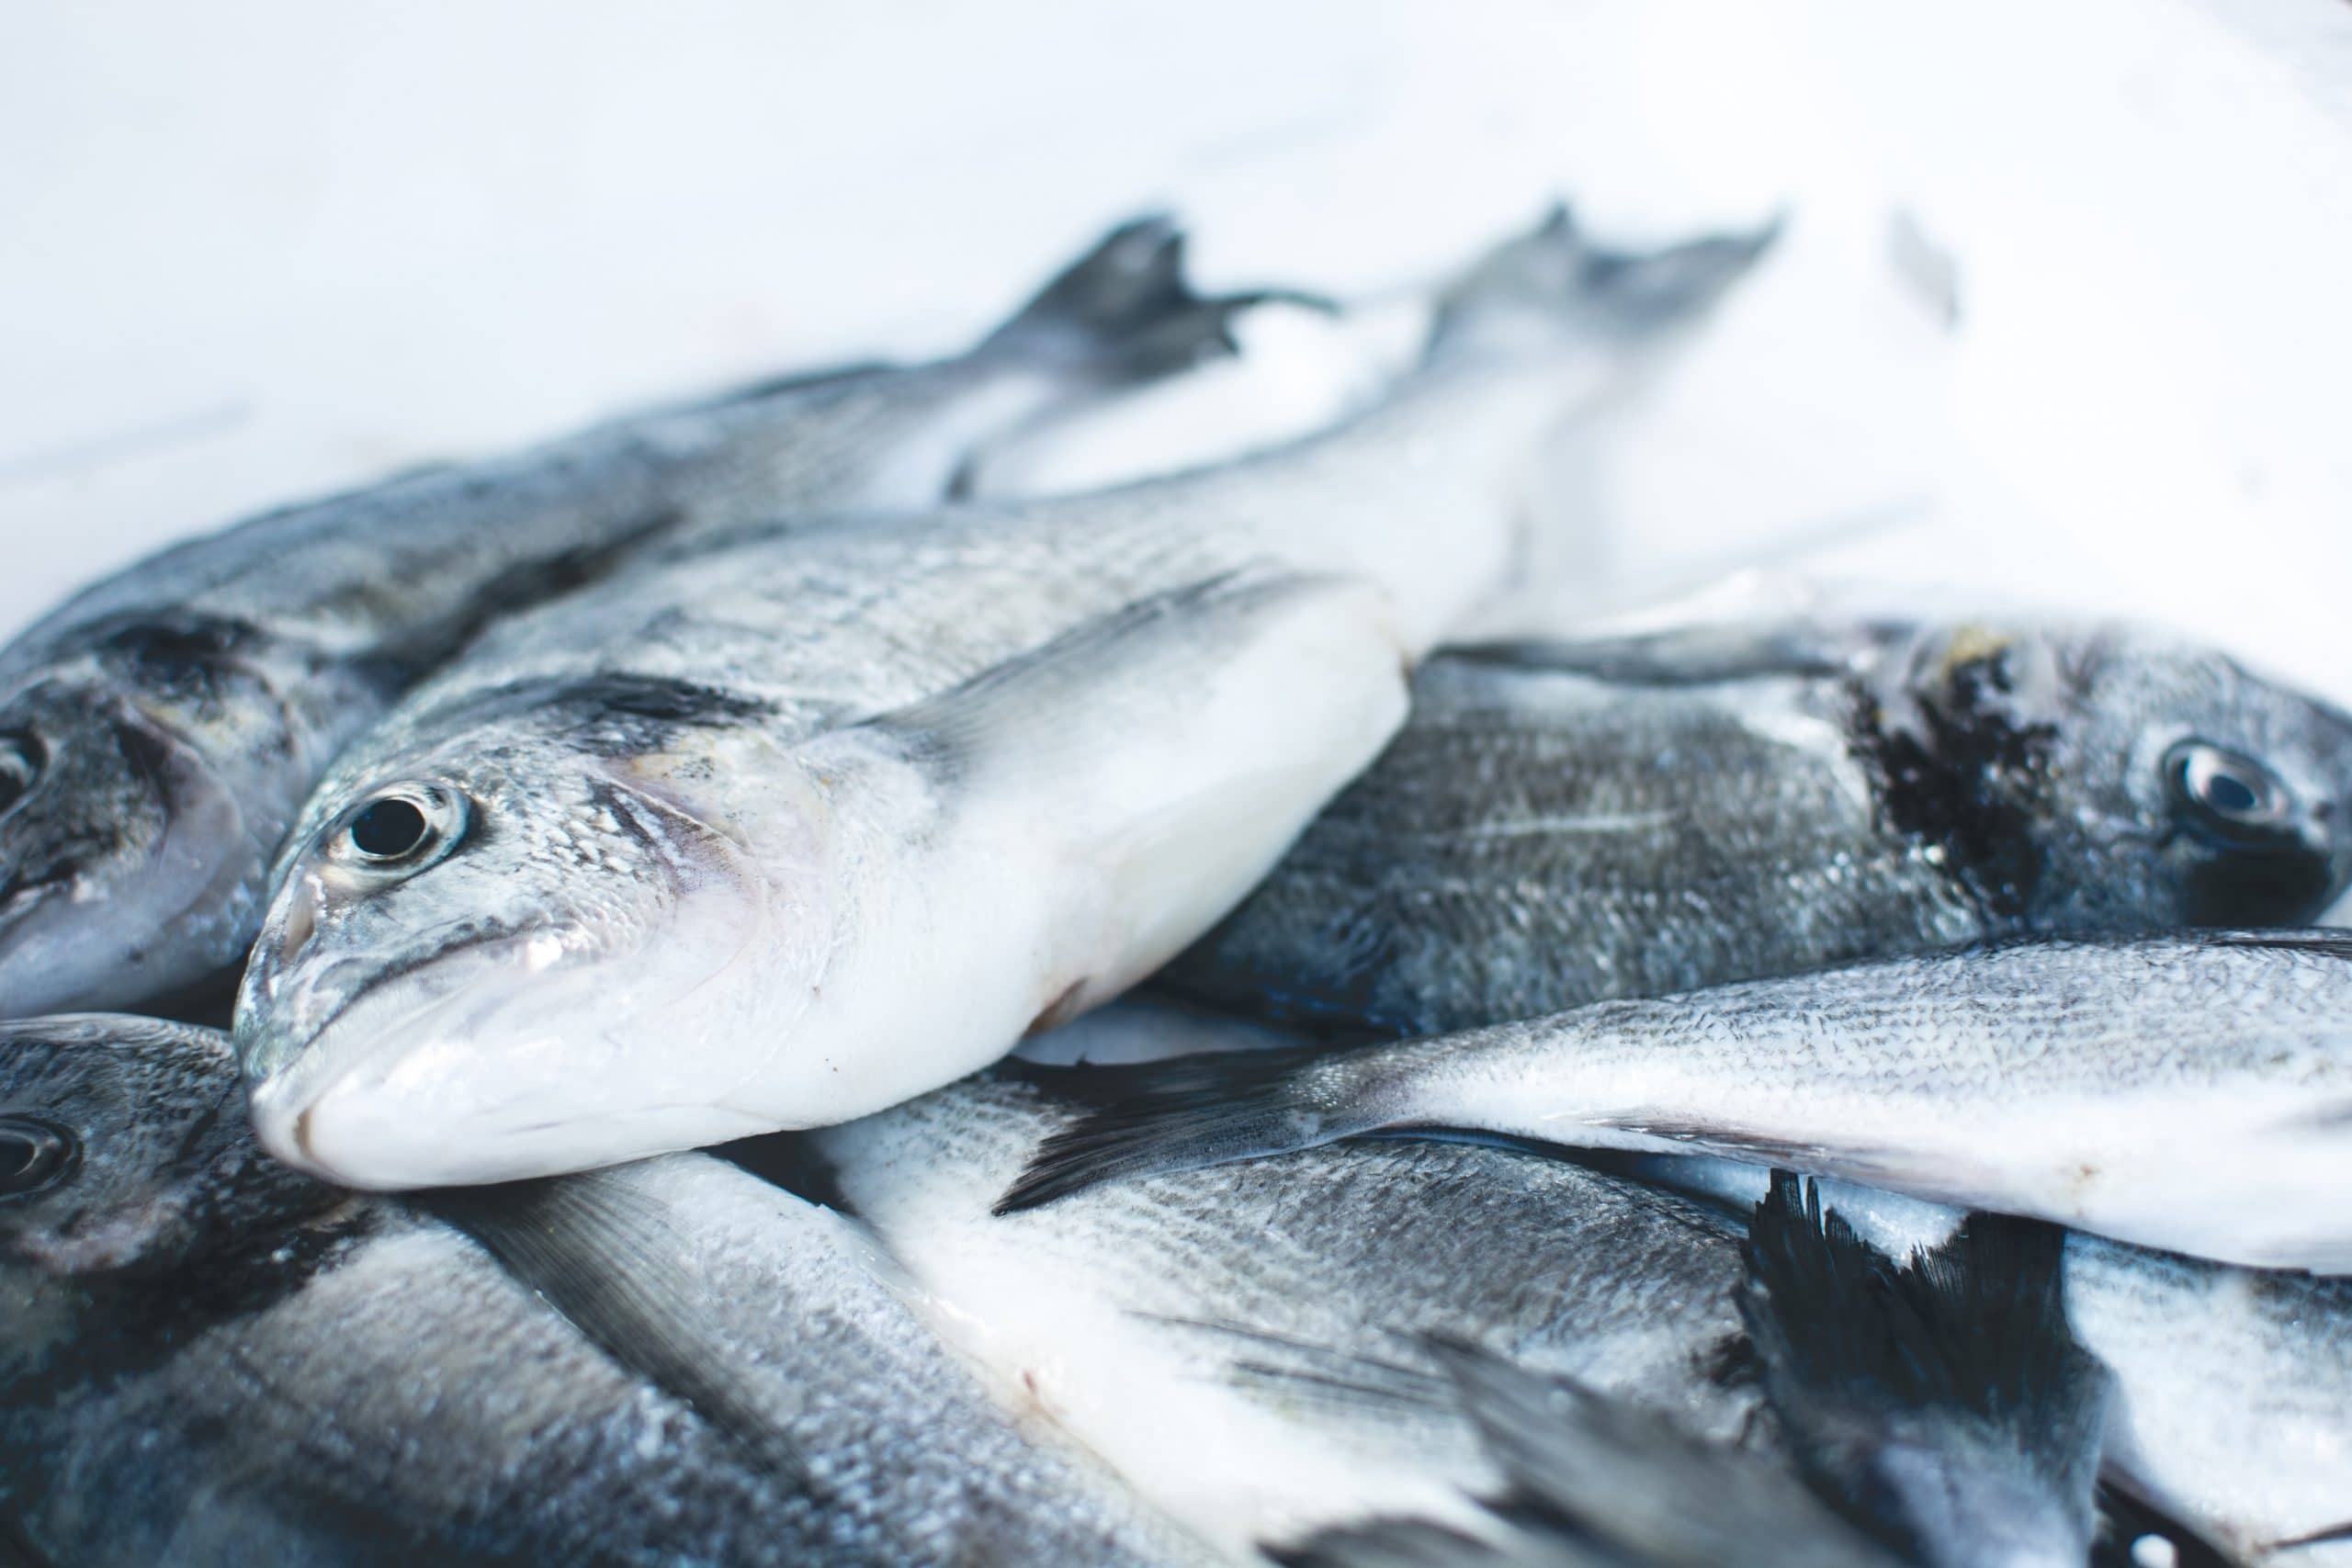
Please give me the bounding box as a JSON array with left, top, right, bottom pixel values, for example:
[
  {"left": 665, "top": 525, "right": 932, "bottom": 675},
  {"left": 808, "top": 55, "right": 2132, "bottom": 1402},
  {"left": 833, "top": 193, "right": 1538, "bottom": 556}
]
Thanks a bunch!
[
  {"left": 0, "top": 618, "right": 295, "bottom": 1017},
  {"left": 1871, "top": 622, "right": 2352, "bottom": 929},
  {"left": 236, "top": 716, "right": 812, "bottom": 1190},
  {"left": 0, "top": 1013, "right": 323, "bottom": 1275}
]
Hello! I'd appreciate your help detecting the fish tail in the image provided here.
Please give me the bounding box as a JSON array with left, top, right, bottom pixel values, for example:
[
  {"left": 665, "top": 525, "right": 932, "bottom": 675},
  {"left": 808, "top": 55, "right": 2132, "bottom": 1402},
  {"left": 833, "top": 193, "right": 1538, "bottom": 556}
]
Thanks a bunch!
[
  {"left": 1428, "top": 201, "right": 1781, "bottom": 363},
  {"left": 983, "top": 212, "right": 1329, "bottom": 381},
  {"left": 1739, "top": 1172, "right": 2113, "bottom": 1561},
  {"left": 993, "top": 1045, "right": 1374, "bottom": 1213},
  {"left": 1272, "top": 1337, "right": 1891, "bottom": 1567}
]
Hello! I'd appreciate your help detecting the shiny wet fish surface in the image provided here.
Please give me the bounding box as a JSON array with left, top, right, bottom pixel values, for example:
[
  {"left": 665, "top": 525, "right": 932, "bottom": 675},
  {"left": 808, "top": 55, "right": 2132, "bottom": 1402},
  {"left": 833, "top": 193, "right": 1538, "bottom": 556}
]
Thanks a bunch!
[
  {"left": 1170, "top": 619, "right": 2352, "bottom": 1035},
  {"left": 0, "top": 1014, "right": 1218, "bottom": 1566},
  {"left": 0, "top": 218, "right": 1256, "bottom": 1023}
]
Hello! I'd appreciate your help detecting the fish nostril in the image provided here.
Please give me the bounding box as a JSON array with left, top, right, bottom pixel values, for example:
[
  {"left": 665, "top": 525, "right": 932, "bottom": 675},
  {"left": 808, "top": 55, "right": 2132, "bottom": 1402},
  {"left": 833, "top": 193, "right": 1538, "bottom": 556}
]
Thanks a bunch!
[{"left": 276, "top": 882, "right": 322, "bottom": 966}]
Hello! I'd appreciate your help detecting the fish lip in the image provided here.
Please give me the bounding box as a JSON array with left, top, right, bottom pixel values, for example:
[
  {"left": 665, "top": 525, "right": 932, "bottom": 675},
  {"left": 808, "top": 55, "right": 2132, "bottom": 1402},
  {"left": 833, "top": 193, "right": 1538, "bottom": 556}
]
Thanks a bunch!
[
  {"left": 247, "top": 921, "right": 533, "bottom": 1083},
  {"left": 241, "top": 927, "right": 547, "bottom": 1177}
]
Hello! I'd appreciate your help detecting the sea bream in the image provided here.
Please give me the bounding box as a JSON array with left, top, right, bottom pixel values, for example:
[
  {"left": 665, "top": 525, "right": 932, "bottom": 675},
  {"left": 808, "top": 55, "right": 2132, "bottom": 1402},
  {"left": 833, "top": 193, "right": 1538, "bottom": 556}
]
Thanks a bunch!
[
  {"left": 1166, "top": 617, "right": 2352, "bottom": 1036},
  {"left": 0, "top": 1015, "right": 1219, "bottom": 1566},
  {"left": 0, "top": 216, "right": 1267, "bottom": 1021},
  {"left": 809, "top": 1035, "right": 1768, "bottom": 1558},
  {"left": 232, "top": 207, "right": 1778, "bottom": 1189},
  {"left": 1004, "top": 931, "right": 2352, "bottom": 1273}
]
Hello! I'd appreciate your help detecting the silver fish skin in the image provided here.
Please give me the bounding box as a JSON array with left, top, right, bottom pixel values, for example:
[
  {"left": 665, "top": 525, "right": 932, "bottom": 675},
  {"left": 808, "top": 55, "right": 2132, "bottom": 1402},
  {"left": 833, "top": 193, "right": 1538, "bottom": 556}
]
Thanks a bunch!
[
  {"left": 1004, "top": 931, "right": 2352, "bottom": 1273},
  {"left": 1281, "top": 1340, "right": 1896, "bottom": 1568},
  {"left": 1166, "top": 617, "right": 2352, "bottom": 1036},
  {"left": 0, "top": 217, "right": 1259, "bottom": 1021},
  {"left": 232, "top": 209, "right": 1778, "bottom": 1190},
  {"left": 0, "top": 1016, "right": 1217, "bottom": 1567},
  {"left": 1657, "top": 1159, "right": 2352, "bottom": 1567},
  {"left": 810, "top": 1034, "right": 1766, "bottom": 1558}
]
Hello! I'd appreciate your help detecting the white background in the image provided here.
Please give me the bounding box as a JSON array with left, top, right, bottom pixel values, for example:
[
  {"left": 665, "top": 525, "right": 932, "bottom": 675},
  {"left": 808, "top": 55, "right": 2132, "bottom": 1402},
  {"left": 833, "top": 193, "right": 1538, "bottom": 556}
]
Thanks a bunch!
[{"left": 6, "top": 0, "right": 2351, "bottom": 702}]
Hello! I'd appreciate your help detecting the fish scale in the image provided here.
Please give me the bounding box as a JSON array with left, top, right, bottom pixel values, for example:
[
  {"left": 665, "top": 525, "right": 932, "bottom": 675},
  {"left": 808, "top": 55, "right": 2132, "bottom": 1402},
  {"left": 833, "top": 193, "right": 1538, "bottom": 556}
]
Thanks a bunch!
[
  {"left": 1169, "top": 618, "right": 2352, "bottom": 1037},
  {"left": 1012, "top": 934, "right": 2352, "bottom": 1273},
  {"left": 232, "top": 211, "right": 1781, "bottom": 1190},
  {"left": 815, "top": 1055, "right": 1765, "bottom": 1558},
  {"left": 0, "top": 1015, "right": 1221, "bottom": 1567},
  {"left": 0, "top": 218, "right": 1278, "bottom": 1021}
]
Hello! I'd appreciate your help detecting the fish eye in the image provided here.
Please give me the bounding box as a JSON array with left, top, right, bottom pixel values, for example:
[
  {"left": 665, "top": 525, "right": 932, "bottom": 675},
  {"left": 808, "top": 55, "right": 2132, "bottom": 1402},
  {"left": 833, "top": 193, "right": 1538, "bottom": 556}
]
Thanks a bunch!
[
  {"left": 2165, "top": 739, "right": 2295, "bottom": 842},
  {"left": 332, "top": 783, "right": 468, "bottom": 871},
  {"left": 0, "top": 731, "right": 40, "bottom": 816},
  {"left": 0, "top": 1116, "right": 77, "bottom": 1198}
]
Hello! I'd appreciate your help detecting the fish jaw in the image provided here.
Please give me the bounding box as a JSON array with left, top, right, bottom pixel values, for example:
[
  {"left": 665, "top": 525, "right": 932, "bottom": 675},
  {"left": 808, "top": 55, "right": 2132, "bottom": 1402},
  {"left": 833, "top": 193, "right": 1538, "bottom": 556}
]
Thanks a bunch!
[
  {"left": 0, "top": 694, "right": 264, "bottom": 1018},
  {"left": 240, "top": 894, "right": 786, "bottom": 1189}
]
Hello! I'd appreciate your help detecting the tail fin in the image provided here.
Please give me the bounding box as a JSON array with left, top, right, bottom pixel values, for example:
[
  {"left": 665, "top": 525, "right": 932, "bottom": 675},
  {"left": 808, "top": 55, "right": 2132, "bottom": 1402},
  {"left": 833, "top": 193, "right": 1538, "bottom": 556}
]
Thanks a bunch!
[
  {"left": 984, "top": 213, "right": 1329, "bottom": 380},
  {"left": 1739, "top": 1173, "right": 2113, "bottom": 1563},
  {"left": 1428, "top": 203, "right": 1782, "bottom": 365},
  {"left": 1426, "top": 1339, "right": 1894, "bottom": 1568},
  {"left": 993, "top": 1045, "right": 1369, "bottom": 1213},
  {"left": 1271, "top": 1339, "right": 1894, "bottom": 1568}
]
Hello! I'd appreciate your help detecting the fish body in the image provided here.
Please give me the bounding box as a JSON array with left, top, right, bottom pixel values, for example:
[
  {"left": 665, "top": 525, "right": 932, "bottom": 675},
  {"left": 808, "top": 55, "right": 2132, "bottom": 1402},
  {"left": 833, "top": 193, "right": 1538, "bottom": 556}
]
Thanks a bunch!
[
  {"left": 233, "top": 210, "right": 1778, "bottom": 1189},
  {"left": 1008, "top": 931, "right": 2352, "bottom": 1271},
  {"left": 1170, "top": 619, "right": 2352, "bottom": 1035},
  {"left": 812, "top": 1044, "right": 1764, "bottom": 1557},
  {"left": 0, "top": 1016, "right": 1214, "bottom": 1566},
  {"left": 0, "top": 218, "right": 1260, "bottom": 1020}
]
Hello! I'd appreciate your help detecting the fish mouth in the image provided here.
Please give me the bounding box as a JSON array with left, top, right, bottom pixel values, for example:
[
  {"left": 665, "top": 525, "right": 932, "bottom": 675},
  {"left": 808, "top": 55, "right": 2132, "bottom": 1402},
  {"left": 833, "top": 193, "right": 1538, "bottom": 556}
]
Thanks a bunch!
[
  {"left": 0, "top": 702, "right": 257, "bottom": 1017},
  {"left": 242, "top": 863, "right": 778, "bottom": 1190},
  {"left": 242, "top": 928, "right": 554, "bottom": 1185}
]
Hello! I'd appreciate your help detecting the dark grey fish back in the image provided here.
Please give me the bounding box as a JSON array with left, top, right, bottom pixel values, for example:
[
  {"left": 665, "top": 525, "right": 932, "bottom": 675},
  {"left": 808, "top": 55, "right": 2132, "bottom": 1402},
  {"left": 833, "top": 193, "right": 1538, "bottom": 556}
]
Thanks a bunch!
[{"left": 1169, "top": 638, "right": 1983, "bottom": 1035}]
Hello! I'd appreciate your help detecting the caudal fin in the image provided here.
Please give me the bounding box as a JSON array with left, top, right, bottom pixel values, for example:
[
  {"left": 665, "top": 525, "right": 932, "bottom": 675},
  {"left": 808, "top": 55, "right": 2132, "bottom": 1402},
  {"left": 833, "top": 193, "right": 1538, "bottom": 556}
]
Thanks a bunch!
[
  {"left": 1272, "top": 1338, "right": 1894, "bottom": 1568},
  {"left": 985, "top": 213, "right": 1327, "bottom": 380},
  {"left": 993, "top": 1045, "right": 1364, "bottom": 1213},
  {"left": 1428, "top": 203, "right": 1782, "bottom": 364},
  {"left": 1739, "top": 1173, "right": 2112, "bottom": 1563}
]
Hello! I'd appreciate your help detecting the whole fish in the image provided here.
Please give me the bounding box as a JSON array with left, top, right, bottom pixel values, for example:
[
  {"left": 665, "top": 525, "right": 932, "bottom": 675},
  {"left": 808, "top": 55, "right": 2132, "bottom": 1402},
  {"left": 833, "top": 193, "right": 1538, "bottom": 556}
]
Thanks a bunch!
[
  {"left": 1737, "top": 1176, "right": 2110, "bottom": 1568},
  {"left": 0, "top": 1016, "right": 1218, "bottom": 1566},
  {"left": 1283, "top": 1339, "right": 1897, "bottom": 1568},
  {"left": 1165, "top": 618, "right": 2352, "bottom": 1036},
  {"left": 1003, "top": 931, "right": 2352, "bottom": 1272},
  {"left": 811, "top": 1032, "right": 1767, "bottom": 1558},
  {"left": 1656, "top": 1160, "right": 2352, "bottom": 1566},
  {"left": 0, "top": 216, "right": 1263, "bottom": 1021},
  {"left": 232, "top": 207, "right": 1778, "bottom": 1189}
]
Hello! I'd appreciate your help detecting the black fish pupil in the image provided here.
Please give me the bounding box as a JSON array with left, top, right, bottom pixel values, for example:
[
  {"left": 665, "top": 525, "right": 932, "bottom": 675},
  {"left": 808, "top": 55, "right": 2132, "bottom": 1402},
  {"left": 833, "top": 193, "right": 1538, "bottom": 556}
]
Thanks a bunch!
[
  {"left": 351, "top": 797, "right": 430, "bottom": 859},
  {"left": 2204, "top": 771, "right": 2260, "bottom": 816}
]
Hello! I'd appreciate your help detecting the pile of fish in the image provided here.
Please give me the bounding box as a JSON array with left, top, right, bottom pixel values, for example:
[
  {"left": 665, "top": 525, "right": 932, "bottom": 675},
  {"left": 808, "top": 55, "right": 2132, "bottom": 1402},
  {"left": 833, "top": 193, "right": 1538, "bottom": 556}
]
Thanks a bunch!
[{"left": 2, "top": 204, "right": 2347, "bottom": 1568}]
